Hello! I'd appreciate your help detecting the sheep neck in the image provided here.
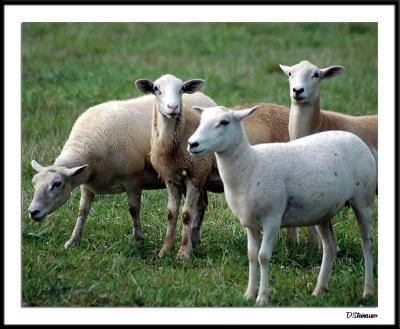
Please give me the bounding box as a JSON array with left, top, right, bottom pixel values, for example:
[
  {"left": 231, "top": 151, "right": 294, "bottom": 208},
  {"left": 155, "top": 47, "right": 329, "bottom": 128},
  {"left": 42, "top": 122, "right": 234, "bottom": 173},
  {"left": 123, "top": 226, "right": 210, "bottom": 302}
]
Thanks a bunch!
[
  {"left": 289, "top": 94, "right": 321, "bottom": 140},
  {"left": 53, "top": 154, "right": 91, "bottom": 186},
  {"left": 152, "top": 103, "right": 184, "bottom": 146},
  {"left": 215, "top": 124, "right": 256, "bottom": 189}
]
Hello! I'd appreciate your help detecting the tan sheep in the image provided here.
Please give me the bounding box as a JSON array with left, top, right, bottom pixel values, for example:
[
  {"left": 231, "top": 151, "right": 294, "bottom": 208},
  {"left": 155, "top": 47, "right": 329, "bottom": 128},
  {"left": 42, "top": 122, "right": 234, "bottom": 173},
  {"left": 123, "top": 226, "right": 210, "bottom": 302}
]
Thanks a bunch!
[
  {"left": 28, "top": 93, "right": 216, "bottom": 249},
  {"left": 136, "top": 75, "right": 219, "bottom": 259}
]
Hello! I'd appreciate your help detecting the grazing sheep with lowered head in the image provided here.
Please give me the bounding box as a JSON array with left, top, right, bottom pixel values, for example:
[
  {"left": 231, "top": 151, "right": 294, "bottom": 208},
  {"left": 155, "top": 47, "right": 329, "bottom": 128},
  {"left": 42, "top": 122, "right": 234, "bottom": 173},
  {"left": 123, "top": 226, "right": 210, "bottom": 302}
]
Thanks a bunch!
[{"left": 28, "top": 92, "right": 216, "bottom": 248}]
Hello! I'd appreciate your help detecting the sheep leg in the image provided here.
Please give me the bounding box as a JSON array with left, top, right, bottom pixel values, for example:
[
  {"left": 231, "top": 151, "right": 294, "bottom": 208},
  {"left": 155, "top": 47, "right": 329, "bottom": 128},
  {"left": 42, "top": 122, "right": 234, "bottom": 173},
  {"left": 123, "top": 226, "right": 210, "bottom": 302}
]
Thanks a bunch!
[
  {"left": 177, "top": 180, "right": 200, "bottom": 260},
  {"left": 244, "top": 227, "right": 261, "bottom": 301},
  {"left": 329, "top": 221, "right": 340, "bottom": 254},
  {"left": 159, "top": 181, "right": 181, "bottom": 257},
  {"left": 64, "top": 186, "right": 94, "bottom": 249},
  {"left": 286, "top": 227, "right": 299, "bottom": 245},
  {"left": 127, "top": 188, "right": 144, "bottom": 244},
  {"left": 312, "top": 220, "right": 336, "bottom": 296},
  {"left": 191, "top": 189, "right": 208, "bottom": 248},
  {"left": 256, "top": 219, "right": 280, "bottom": 305},
  {"left": 307, "top": 226, "right": 321, "bottom": 251},
  {"left": 308, "top": 223, "right": 339, "bottom": 255},
  {"left": 352, "top": 204, "right": 374, "bottom": 298},
  {"left": 287, "top": 225, "right": 339, "bottom": 255}
]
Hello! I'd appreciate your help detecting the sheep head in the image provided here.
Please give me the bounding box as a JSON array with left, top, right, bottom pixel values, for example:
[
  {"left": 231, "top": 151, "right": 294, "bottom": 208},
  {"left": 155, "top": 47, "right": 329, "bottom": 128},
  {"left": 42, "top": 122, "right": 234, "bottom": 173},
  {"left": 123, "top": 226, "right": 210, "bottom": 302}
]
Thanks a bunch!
[
  {"left": 188, "top": 105, "right": 258, "bottom": 156},
  {"left": 279, "top": 60, "right": 344, "bottom": 105},
  {"left": 135, "top": 74, "right": 204, "bottom": 119},
  {"left": 28, "top": 160, "right": 88, "bottom": 221}
]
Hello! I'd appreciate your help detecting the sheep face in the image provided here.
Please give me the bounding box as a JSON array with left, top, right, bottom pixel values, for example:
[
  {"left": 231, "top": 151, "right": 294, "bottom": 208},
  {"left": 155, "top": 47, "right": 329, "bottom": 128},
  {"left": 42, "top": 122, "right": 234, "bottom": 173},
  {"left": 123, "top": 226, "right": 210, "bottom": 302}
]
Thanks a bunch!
[
  {"left": 188, "top": 106, "right": 257, "bottom": 155},
  {"left": 28, "top": 160, "right": 88, "bottom": 221},
  {"left": 279, "top": 60, "right": 344, "bottom": 105},
  {"left": 135, "top": 74, "right": 204, "bottom": 119}
]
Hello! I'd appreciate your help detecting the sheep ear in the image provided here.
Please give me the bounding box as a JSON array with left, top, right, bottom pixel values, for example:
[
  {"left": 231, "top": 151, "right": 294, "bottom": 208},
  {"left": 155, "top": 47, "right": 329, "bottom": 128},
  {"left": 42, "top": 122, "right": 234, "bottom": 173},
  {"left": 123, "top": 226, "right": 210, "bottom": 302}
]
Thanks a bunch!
[
  {"left": 31, "top": 160, "right": 45, "bottom": 173},
  {"left": 182, "top": 79, "right": 204, "bottom": 94},
  {"left": 66, "top": 165, "right": 88, "bottom": 178},
  {"left": 232, "top": 106, "right": 258, "bottom": 122},
  {"left": 279, "top": 64, "right": 291, "bottom": 77},
  {"left": 192, "top": 106, "right": 204, "bottom": 114},
  {"left": 320, "top": 66, "right": 344, "bottom": 79},
  {"left": 135, "top": 79, "right": 155, "bottom": 94}
]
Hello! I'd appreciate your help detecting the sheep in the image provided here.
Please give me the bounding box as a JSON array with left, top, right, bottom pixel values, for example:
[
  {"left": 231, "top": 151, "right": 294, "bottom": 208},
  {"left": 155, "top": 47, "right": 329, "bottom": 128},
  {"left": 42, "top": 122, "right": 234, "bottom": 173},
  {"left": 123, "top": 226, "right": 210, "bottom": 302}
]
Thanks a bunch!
[
  {"left": 135, "top": 74, "right": 296, "bottom": 259},
  {"left": 28, "top": 92, "right": 216, "bottom": 249},
  {"left": 135, "top": 74, "right": 221, "bottom": 259},
  {"left": 188, "top": 105, "right": 376, "bottom": 305},
  {"left": 279, "top": 60, "right": 378, "bottom": 251}
]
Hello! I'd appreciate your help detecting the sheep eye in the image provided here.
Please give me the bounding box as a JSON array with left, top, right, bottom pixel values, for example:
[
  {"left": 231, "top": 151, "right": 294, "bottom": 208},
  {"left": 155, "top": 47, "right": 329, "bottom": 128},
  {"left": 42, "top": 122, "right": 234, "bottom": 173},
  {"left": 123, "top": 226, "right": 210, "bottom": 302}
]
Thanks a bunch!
[
  {"left": 313, "top": 72, "right": 320, "bottom": 79},
  {"left": 219, "top": 120, "right": 230, "bottom": 126},
  {"left": 153, "top": 86, "right": 161, "bottom": 94},
  {"left": 288, "top": 72, "right": 292, "bottom": 77},
  {"left": 180, "top": 85, "right": 185, "bottom": 93},
  {"left": 52, "top": 181, "right": 62, "bottom": 189}
]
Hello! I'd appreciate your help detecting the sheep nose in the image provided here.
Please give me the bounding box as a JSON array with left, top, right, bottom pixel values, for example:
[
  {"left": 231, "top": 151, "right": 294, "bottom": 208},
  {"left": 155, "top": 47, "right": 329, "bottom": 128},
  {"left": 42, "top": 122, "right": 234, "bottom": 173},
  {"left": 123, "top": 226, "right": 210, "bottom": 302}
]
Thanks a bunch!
[
  {"left": 293, "top": 87, "right": 304, "bottom": 95},
  {"left": 29, "top": 209, "right": 40, "bottom": 220},
  {"left": 167, "top": 103, "right": 178, "bottom": 111},
  {"left": 189, "top": 141, "right": 199, "bottom": 149},
  {"left": 30, "top": 209, "right": 40, "bottom": 216}
]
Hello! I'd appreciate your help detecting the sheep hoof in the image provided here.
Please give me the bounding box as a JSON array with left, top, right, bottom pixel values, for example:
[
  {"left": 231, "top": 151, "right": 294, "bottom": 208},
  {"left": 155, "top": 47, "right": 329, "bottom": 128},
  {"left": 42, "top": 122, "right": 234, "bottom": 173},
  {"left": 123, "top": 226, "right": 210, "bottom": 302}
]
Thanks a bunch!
[
  {"left": 312, "top": 287, "right": 329, "bottom": 296},
  {"left": 134, "top": 237, "right": 144, "bottom": 248},
  {"left": 191, "top": 237, "right": 201, "bottom": 249},
  {"left": 134, "top": 240, "right": 144, "bottom": 248},
  {"left": 177, "top": 250, "right": 191, "bottom": 261},
  {"left": 256, "top": 293, "right": 269, "bottom": 306},
  {"left": 134, "top": 232, "right": 145, "bottom": 244},
  {"left": 64, "top": 239, "right": 80, "bottom": 249},
  {"left": 285, "top": 237, "right": 299, "bottom": 246},
  {"left": 158, "top": 249, "right": 171, "bottom": 258},
  {"left": 244, "top": 289, "right": 257, "bottom": 301},
  {"left": 362, "top": 289, "right": 374, "bottom": 299},
  {"left": 309, "top": 240, "right": 321, "bottom": 252},
  {"left": 191, "top": 228, "right": 201, "bottom": 248}
]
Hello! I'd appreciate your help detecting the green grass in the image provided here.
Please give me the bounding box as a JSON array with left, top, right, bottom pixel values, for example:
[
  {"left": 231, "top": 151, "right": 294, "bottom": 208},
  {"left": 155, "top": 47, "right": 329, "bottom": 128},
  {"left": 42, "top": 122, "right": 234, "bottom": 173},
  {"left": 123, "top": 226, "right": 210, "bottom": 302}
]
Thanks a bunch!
[{"left": 22, "top": 23, "right": 378, "bottom": 307}]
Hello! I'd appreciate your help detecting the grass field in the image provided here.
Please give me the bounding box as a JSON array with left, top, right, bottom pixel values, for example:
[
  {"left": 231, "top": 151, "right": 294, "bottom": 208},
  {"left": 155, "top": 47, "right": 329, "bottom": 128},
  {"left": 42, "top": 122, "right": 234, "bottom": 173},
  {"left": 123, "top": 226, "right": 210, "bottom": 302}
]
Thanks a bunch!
[{"left": 22, "top": 22, "right": 378, "bottom": 307}]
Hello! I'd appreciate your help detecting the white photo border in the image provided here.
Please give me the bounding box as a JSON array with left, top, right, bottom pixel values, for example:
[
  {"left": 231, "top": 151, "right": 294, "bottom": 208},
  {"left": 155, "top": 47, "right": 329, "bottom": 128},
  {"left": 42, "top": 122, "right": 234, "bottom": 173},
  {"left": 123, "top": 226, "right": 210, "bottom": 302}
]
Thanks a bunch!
[{"left": 4, "top": 3, "right": 397, "bottom": 325}]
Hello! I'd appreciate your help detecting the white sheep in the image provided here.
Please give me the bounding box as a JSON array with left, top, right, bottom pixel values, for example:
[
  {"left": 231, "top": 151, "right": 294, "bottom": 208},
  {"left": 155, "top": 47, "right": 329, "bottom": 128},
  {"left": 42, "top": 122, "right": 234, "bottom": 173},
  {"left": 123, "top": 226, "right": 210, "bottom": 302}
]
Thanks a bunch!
[
  {"left": 28, "top": 92, "right": 215, "bottom": 249},
  {"left": 188, "top": 105, "right": 376, "bottom": 305},
  {"left": 279, "top": 60, "right": 378, "bottom": 251}
]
